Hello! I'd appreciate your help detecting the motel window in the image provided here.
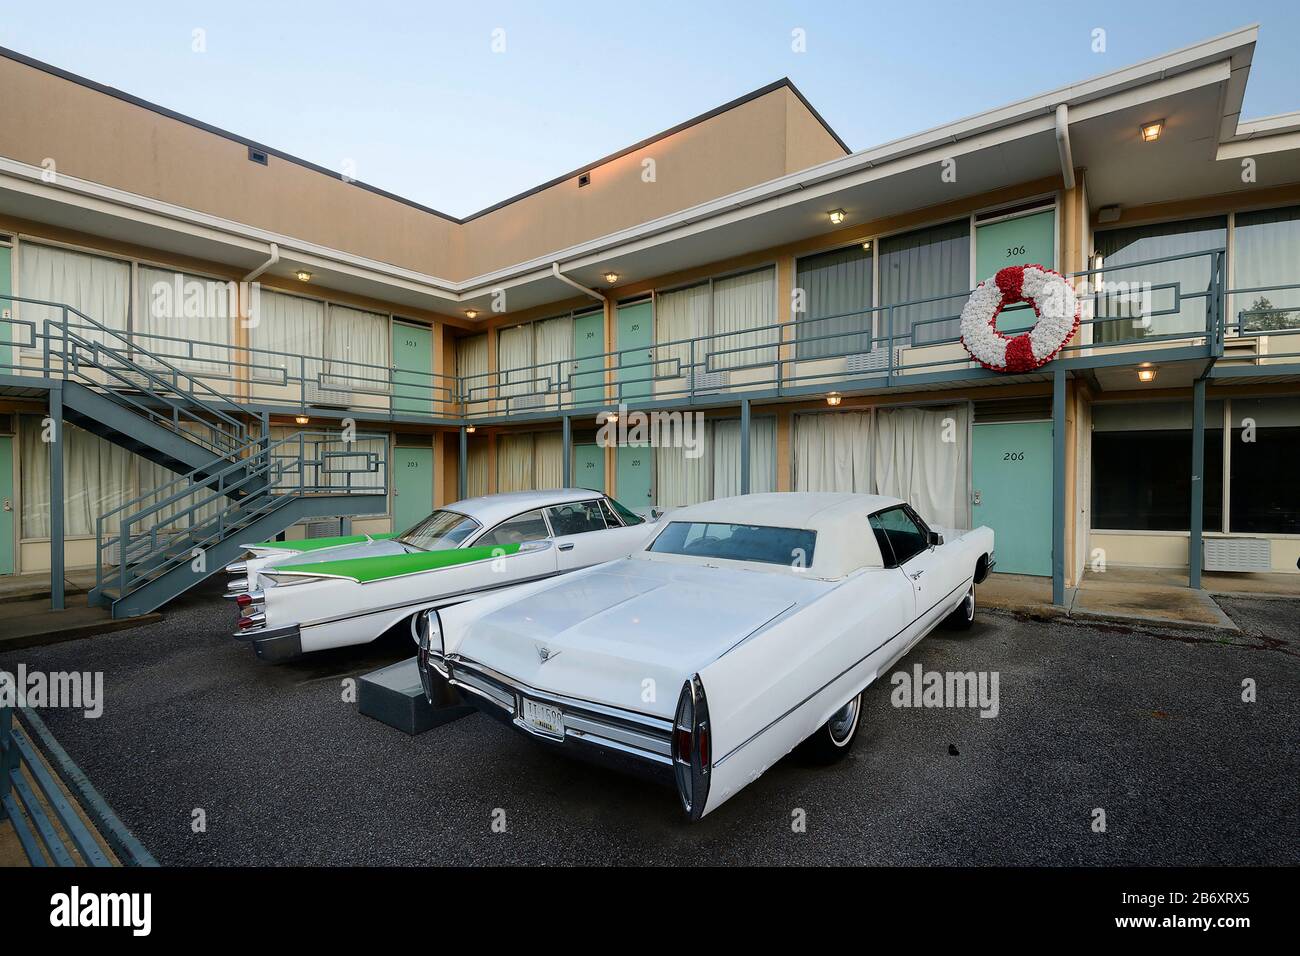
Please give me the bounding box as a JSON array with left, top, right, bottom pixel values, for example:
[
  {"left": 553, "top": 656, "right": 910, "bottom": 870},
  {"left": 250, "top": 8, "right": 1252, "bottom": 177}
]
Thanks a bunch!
[
  {"left": 1231, "top": 205, "right": 1300, "bottom": 333},
  {"left": 795, "top": 245, "right": 873, "bottom": 360},
  {"left": 1228, "top": 398, "right": 1300, "bottom": 534},
  {"left": 249, "top": 290, "right": 389, "bottom": 401},
  {"left": 456, "top": 334, "right": 489, "bottom": 404},
  {"left": 653, "top": 417, "right": 777, "bottom": 510},
  {"left": 1090, "top": 402, "right": 1223, "bottom": 532},
  {"left": 496, "top": 432, "right": 562, "bottom": 493},
  {"left": 654, "top": 266, "right": 777, "bottom": 384},
  {"left": 497, "top": 315, "right": 577, "bottom": 403},
  {"left": 17, "top": 243, "right": 129, "bottom": 347},
  {"left": 134, "top": 266, "right": 237, "bottom": 373},
  {"left": 878, "top": 220, "right": 970, "bottom": 346},
  {"left": 1092, "top": 217, "right": 1226, "bottom": 343}
]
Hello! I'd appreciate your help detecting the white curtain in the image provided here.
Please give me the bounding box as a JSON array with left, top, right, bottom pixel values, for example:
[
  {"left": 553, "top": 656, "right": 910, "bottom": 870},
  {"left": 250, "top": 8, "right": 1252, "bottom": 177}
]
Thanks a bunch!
[
  {"left": 655, "top": 427, "right": 709, "bottom": 509},
  {"left": 712, "top": 418, "right": 776, "bottom": 497},
  {"left": 533, "top": 316, "right": 574, "bottom": 407},
  {"left": 712, "top": 268, "right": 777, "bottom": 369},
  {"left": 873, "top": 404, "right": 969, "bottom": 529},
  {"left": 456, "top": 334, "right": 489, "bottom": 405},
  {"left": 251, "top": 291, "right": 325, "bottom": 384},
  {"left": 1231, "top": 205, "right": 1300, "bottom": 331},
  {"left": 466, "top": 439, "right": 489, "bottom": 498},
  {"left": 534, "top": 432, "right": 563, "bottom": 489},
  {"left": 497, "top": 434, "right": 534, "bottom": 492},
  {"left": 655, "top": 284, "right": 710, "bottom": 392},
  {"left": 879, "top": 220, "right": 970, "bottom": 346},
  {"left": 326, "top": 304, "right": 389, "bottom": 396},
  {"left": 497, "top": 324, "right": 534, "bottom": 399},
  {"left": 20, "top": 417, "right": 134, "bottom": 537},
  {"left": 134, "top": 266, "right": 235, "bottom": 372},
  {"left": 19, "top": 243, "right": 129, "bottom": 349},
  {"left": 793, "top": 412, "right": 872, "bottom": 493}
]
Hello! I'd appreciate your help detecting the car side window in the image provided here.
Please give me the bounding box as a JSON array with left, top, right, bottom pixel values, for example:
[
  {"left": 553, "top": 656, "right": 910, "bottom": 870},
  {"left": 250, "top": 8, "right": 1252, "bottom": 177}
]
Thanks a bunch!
[
  {"left": 475, "top": 510, "right": 550, "bottom": 548},
  {"left": 545, "top": 500, "right": 608, "bottom": 536},
  {"left": 597, "top": 498, "right": 623, "bottom": 527},
  {"left": 869, "top": 506, "right": 928, "bottom": 568}
]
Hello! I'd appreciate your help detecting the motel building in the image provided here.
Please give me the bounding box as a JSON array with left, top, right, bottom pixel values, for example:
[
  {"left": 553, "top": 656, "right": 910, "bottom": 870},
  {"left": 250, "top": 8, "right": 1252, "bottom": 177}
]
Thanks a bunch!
[{"left": 0, "top": 25, "right": 1297, "bottom": 620}]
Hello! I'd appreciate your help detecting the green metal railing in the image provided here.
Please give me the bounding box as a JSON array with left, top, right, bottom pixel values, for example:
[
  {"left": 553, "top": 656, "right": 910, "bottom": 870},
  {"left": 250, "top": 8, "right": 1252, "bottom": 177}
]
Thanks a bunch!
[{"left": 0, "top": 700, "right": 156, "bottom": 866}]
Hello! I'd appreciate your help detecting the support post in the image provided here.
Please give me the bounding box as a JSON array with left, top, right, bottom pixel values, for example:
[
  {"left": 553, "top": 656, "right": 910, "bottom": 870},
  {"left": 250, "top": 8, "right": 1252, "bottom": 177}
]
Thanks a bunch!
[
  {"left": 740, "top": 398, "right": 751, "bottom": 495},
  {"left": 1051, "top": 368, "right": 1066, "bottom": 607},
  {"left": 562, "top": 415, "right": 572, "bottom": 488},
  {"left": 50, "top": 384, "right": 65, "bottom": 611},
  {"left": 458, "top": 426, "right": 468, "bottom": 501},
  {"left": 1189, "top": 377, "right": 1206, "bottom": 589}
]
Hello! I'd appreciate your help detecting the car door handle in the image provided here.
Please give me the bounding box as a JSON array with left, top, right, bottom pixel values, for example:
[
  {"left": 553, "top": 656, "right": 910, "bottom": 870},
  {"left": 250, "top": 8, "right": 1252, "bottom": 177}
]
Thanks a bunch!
[{"left": 558, "top": 543, "right": 575, "bottom": 552}]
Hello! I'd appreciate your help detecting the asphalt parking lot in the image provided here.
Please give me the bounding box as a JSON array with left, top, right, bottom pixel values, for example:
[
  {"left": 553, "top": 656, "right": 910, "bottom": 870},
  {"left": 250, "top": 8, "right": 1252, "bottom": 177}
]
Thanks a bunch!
[{"left": 3, "top": 583, "right": 1297, "bottom": 866}]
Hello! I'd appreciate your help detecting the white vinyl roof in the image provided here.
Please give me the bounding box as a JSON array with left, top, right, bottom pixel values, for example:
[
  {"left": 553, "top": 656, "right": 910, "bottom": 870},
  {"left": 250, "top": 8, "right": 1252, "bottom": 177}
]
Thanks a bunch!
[{"left": 446, "top": 488, "right": 601, "bottom": 528}]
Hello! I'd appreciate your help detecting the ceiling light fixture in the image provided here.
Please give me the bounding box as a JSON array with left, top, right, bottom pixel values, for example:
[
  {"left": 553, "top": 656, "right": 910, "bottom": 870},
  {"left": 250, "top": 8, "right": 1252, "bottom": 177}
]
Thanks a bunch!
[
  {"left": 604, "top": 272, "right": 619, "bottom": 284},
  {"left": 603, "top": 411, "right": 619, "bottom": 424},
  {"left": 861, "top": 240, "right": 872, "bottom": 252},
  {"left": 1139, "top": 119, "right": 1164, "bottom": 143},
  {"left": 465, "top": 424, "right": 476, "bottom": 434},
  {"left": 295, "top": 270, "right": 312, "bottom": 282},
  {"left": 826, "top": 391, "right": 843, "bottom": 407},
  {"left": 464, "top": 309, "right": 478, "bottom": 320},
  {"left": 294, "top": 414, "right": 310, "bottom": 425},
  {"left": 828, "top": 209, "right": 847, "bottom": 226},
  {"left": 1137, "top": 364, "right": 1158, "bottom": 384}
]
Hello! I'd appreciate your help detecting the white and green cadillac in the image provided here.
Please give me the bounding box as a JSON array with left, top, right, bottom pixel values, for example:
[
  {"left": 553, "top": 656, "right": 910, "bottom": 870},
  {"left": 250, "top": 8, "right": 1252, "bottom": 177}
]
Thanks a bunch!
[{"left": 224, "top": 489, "right": 658, "bottom": 661}]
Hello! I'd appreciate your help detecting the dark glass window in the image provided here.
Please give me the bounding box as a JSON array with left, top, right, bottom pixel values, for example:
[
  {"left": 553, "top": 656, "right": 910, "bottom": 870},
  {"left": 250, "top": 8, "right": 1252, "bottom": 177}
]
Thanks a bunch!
[
  {"left": 476, "top": 510, "right": 550, "bottom": 548},
  {"left": 545, "top": 500, "right": 607, "bottom": 536},
  {"left": 649, "top": 522, "right": 815, "bottom": 567},
  {"left": 1229, "top": 425, "right": 1299, "bottom": 533},
  {"left": 795, "top": 244, "right": 873, "bottom": 359},
  {"left": 607, "top": 497, "right": 644, "bottom": 526},
  {"left": 1091, "top": 430, "right": 1222, "bottom": 531},
  {"left": 869, "top": 506, "right": 928, "bottom": 567}
]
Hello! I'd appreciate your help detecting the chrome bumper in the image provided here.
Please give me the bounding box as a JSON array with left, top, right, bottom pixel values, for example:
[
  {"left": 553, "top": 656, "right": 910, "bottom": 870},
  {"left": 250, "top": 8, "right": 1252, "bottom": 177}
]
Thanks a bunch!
[{"left": 416, "top": 652, "right": 675, "bottom": 776}]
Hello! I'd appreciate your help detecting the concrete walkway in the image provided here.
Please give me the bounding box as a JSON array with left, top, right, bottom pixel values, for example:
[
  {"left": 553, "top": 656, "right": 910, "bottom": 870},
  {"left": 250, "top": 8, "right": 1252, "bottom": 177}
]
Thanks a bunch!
[{"left": 980, "top": 566, "right": 1297, "bottom": 631}]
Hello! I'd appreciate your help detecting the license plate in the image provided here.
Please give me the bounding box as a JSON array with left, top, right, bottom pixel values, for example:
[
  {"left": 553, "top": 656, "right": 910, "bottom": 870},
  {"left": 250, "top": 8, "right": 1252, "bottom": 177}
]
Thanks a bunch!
[{"left": 520, "top": 697, "right": 565, "bottom": 738}]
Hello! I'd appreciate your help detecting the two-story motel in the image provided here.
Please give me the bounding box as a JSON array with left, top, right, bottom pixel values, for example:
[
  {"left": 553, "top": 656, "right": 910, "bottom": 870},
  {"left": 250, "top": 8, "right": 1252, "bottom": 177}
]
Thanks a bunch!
[{"left": 0, "top": 25, "right": 1297, "bottom": 618}]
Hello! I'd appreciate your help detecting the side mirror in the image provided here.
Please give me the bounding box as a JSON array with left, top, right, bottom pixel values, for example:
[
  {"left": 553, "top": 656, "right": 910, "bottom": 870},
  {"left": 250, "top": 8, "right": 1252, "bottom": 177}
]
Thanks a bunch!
[
  {"left": 650, "top": 508, "right": 665, "bottom": 521},
  {"left": 927, "top": 531, "right": 944, "bottom": 548}
]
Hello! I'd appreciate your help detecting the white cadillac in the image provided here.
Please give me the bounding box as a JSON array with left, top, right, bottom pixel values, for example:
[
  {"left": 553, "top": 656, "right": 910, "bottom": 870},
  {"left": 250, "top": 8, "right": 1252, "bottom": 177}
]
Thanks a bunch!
[
  {"left": 225, "top": 490, "right": 659, "bottom": 661},
  {"left": 415, "top": 492, "right": 994, "bottom": 820}
]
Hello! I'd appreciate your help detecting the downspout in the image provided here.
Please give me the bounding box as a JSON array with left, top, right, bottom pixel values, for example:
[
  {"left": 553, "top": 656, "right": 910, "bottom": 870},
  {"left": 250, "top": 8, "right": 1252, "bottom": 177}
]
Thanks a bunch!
[
  {"left": 243, "top": 242, "right": 280, "bottom": 282},
  {"left": 1054, "top": 105, "right": 1076, "bottom": 190},
  {"left": 551, "top": 261, "right": 606, "bottom": 303}
]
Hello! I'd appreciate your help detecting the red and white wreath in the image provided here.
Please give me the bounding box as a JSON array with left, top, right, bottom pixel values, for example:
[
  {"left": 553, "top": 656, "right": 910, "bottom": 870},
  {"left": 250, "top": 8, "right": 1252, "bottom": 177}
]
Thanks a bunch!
[{"left": 959, "top": 265, "right": 1080, "bottom": 372}]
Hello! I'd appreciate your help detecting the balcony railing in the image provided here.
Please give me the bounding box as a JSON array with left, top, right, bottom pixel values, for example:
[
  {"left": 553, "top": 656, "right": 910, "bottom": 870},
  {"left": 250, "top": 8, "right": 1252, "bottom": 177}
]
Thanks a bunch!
[{"left": 4, "top": 249, "right": 1299, "bottom": 424}]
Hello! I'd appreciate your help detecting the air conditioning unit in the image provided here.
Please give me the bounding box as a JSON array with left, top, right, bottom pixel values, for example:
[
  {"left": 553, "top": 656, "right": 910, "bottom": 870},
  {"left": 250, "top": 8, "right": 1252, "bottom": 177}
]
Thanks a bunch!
[
  {"left": 304, "top": 381, "right": 352, "bottom": 408},
  {"left": 1203, "top": 538, "right": 1271, "bottom": 573},
  {"left": 846, "top": 349, "right": 901, "bottom": 375},
  {"left": 687, "top": 369, "right": 728, "bottom": 392},
  {"left": 511, "top": 393, "right": 546, "bottom": 410},
  {"left": 304, "top": 518, "right": 344, "bottom": 539}
]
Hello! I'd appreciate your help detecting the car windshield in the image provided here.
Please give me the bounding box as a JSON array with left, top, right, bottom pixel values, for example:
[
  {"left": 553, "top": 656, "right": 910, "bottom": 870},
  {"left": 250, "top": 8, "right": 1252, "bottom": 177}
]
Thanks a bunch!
[
  {"left": 649, "top": 521, "right": 816, "bottom": 567},
  {"left": 607, "top": 497, "right": 645, "bottom": 525},
  {"left": 396, "top": 510, "right": 481, "bottom": 551}
]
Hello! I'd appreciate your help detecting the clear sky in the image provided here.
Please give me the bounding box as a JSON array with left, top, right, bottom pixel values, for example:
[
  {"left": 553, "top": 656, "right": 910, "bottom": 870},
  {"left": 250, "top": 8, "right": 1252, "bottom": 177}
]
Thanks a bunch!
[{"left": 2, "top": 1, "right": 1296, "bottom": 218}]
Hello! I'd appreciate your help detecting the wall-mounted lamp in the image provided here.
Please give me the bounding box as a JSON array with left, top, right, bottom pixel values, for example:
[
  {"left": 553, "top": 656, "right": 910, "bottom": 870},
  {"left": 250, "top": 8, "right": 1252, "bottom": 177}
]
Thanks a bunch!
[
  {"left": 1139, "top": 120, "right": 1164, "bottom": 143},
  {"left": 294, "top": 414, "right": 310, "bottom": 425},
  {"left": 828, "top": 209, "right": 847, "bottom": 226},
  {"left": 464, "top": 309, "right": 479, "bottom": 320},
  {"left": 604, "top": 272, "right": 619, "bottom": 285},
  {"left": 826, "top": 391, "right": 843, "bottom": 407},
  {"left": 295, "top": 270, "right": 312, "bottom": 282},
  {"left": 1136, "top": 364, "right": 1158, "bottom": 384}
]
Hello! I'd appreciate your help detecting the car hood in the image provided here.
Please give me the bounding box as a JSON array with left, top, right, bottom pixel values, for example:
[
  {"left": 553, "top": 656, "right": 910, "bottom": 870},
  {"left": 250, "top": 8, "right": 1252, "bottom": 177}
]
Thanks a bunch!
[{"left": 451, "top": 559, "right": 829, "bottom": 718}]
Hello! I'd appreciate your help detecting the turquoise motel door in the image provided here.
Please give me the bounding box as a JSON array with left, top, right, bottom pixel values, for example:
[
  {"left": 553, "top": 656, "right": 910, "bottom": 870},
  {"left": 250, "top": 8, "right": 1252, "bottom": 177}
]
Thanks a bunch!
[
  {"left": 616, "top": 300, "right": 653, "bottom": 403},
  {"left": 393, "top": 445, "right": 434, "bottom": 534},
  {"left": 392, "top": 320, "right": 434, "bottom": 416},
  {"left": 971, "top": 421, "right": 1053, "bottom": 576},
  {"left": 572, "top": 309, "right": 605, "bottom": 407},
  {"left": 0, "top": 245, "right": 11, "bottom": 370},
  {"left": 616, "top": 444, "right": 653, "bottom": 517},
  {"left": 0, "top": 434, "right": 13, "bottom": 575},
  {"left": 573, "top": 443, "right": 605, "bottom": 493},
  {"left": 975, "top": 209, "right": 1056, "bottom": 334}
]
